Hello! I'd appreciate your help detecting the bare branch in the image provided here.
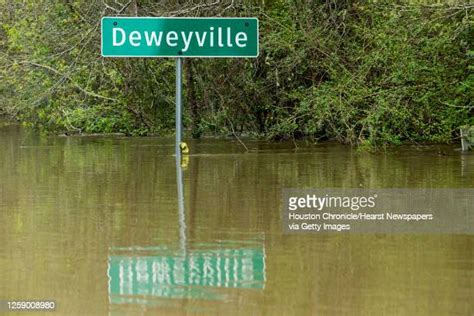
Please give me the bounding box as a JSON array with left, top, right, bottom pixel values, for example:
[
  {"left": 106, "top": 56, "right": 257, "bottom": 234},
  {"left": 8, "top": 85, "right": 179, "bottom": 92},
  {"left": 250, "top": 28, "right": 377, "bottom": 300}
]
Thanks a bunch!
[
  {"left": 102, "top": 0, "right": 120, "bottom": 13},
  {"left": 16, "top": 61, "right": 117, "bottom": 102}
]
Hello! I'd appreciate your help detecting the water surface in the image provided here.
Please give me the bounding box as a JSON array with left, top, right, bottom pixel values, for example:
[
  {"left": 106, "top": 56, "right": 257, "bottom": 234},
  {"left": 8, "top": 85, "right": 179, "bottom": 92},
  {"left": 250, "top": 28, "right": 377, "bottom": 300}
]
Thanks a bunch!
[{"left": 0, "top": 122, "right": 473, "bottom": 315}]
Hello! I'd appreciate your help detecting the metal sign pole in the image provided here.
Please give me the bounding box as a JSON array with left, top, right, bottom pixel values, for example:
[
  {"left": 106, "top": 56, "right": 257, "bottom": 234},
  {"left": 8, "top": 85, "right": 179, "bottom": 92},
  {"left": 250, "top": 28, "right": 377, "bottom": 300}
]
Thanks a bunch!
[
  {"left": 176, "top": 148, "right": 187, "bottom": 255},
  {"left": 176, "top": 58, "right": 182, "bottom": 153},
  {"left": 175, "top": 57, "right": 186, "bottom": 255}
]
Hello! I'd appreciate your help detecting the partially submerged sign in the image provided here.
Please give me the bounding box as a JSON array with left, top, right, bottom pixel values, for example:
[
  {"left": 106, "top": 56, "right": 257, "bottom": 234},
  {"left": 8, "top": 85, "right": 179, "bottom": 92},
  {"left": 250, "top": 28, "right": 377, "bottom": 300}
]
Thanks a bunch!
[
  {"left": 101, "top": 17, "right": 259, "bottom": 57},
  {"left": 101, "top": 17, "right": 259, "bottom": 154}
]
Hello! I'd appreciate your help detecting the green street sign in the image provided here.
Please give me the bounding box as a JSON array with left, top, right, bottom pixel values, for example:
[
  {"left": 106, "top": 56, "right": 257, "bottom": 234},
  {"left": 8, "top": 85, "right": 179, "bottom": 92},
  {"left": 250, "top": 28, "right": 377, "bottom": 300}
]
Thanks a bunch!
[{"left": 101, "top": 17, "right": 259, "bottom": 58}]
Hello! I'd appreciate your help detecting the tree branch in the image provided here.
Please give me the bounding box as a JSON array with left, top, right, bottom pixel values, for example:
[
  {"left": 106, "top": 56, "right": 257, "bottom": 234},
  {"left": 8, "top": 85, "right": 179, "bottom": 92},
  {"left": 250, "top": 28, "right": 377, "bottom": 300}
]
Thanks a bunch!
[{"left": 17, "top": 61, "right": 117, "bottom": 101}]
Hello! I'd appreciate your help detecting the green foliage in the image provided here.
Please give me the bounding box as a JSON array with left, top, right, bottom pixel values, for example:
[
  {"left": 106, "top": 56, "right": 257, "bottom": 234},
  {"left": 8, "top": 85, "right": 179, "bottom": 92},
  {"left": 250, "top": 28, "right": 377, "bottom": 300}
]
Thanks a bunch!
[{"left": 0, "top": 0, "right": 472, "bottom": 145}]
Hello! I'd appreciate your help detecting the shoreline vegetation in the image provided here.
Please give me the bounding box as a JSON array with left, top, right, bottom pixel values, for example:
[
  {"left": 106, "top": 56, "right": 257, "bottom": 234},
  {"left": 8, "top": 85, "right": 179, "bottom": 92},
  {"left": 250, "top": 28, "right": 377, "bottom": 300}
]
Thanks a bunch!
[
  {"left": 1, "top": 1, "right": 472, "bottom": 147},
  {"left": 0, "top": 118, "right": 468, "bottom": 155}
]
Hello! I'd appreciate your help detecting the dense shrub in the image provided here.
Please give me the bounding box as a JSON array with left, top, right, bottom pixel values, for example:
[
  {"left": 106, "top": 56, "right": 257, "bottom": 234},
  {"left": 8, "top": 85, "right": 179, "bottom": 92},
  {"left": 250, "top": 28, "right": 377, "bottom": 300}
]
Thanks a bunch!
[{"left": 1, "top": 0, "right": 472, "bottom": 145}]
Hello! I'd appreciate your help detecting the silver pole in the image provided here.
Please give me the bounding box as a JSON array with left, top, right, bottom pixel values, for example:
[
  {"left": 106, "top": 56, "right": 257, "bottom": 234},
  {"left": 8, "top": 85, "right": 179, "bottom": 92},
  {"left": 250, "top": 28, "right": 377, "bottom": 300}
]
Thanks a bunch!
[
  {"left": 176, "top": 58, "right": 182, "bottom": 153},
  {"left": 175, "top": 58, "right": 186, "bottom": 255},
  {"left": 176, "top": 150, "right": 187, "bottom": 255},
  {"left": 460, "top": 127, "right": 469, "bottom": 151}
]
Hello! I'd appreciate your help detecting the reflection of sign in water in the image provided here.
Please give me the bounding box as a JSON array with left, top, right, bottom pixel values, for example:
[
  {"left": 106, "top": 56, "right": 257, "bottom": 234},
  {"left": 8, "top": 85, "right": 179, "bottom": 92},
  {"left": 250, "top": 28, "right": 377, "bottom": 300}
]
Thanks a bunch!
[{"left": 108, "top": 246, "right": 265, "bottom": 302}]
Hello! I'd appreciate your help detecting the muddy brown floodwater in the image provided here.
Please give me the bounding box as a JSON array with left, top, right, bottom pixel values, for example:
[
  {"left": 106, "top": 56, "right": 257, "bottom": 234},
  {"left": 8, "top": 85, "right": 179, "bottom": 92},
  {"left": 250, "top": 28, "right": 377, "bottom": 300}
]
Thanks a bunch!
[{"left": 0, "top": 121, "right": 473, "bottom": 315}]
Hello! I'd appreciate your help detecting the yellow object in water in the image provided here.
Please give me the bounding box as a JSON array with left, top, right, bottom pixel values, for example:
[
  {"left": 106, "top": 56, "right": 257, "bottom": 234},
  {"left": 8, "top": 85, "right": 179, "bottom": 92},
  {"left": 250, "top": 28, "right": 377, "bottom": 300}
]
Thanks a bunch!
[
  {"left": 179, "top": 142, "right": 189, "bottom": 154},
  {"left": 180, "top": 155, "right": 189, "bottom": 169}
]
